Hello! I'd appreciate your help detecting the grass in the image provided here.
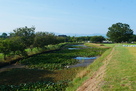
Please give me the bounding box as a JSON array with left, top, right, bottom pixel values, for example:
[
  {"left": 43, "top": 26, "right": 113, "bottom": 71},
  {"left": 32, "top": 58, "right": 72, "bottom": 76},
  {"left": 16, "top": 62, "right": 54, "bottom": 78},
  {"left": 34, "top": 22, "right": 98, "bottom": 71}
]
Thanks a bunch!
[
  {"left": 66, "top": 43, "right": 136, "bottom": 91},
  {"left": 102, "top": 45, "right": 136, "bottom": 90},
  {"left": 85, "top": 43, "right": 111, "bottom": 48},
  {"left": 103, "top": 43, "right": 116, "bottom": 47},
  {"left": 66, "top": 44, "right": 112, "bottom": 91},
  {"left": 0, "top": 53, "right": 4, "bottom": 62}
]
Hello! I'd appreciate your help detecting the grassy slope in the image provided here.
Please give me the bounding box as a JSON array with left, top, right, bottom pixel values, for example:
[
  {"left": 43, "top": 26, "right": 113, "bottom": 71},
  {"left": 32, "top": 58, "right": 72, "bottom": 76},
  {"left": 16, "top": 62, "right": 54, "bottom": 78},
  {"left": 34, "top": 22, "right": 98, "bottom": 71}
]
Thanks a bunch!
[
  {"left": 67, "top": 44, "right": 136, "bottom": 91},
  {"left": 66, "top": 43, "right": 113, "bottom": 91},
  {"left": 102, "top": 45, "right": 136, "bottom": 90}
]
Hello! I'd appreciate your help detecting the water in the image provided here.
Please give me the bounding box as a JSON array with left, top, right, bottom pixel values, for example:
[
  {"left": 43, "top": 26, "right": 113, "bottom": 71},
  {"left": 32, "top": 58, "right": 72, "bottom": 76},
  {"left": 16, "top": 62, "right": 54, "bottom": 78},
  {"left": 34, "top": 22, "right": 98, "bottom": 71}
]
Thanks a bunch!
[
  {"left": 71, "top": 45, "right": 86, "bottom": 47},
  {"left": 68, "top": 44, "right": 86, "bottom": 50},
  {"left": 74, "top": 57, "right": 96, "bottom": 60},
  {"left": 68, "top": 48, "right": 80, "bottom": 50},
  {"left": 68, "top": 56, "right": 98, "bottom": 68}
]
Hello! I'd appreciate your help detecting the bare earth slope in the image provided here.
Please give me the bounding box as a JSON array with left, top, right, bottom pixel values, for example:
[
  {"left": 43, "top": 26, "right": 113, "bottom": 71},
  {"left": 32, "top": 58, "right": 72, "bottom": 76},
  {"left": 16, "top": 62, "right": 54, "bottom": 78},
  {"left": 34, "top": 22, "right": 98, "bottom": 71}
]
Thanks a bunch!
[{"left": 76, "top": 47, "right": 114, "bottom": 91}]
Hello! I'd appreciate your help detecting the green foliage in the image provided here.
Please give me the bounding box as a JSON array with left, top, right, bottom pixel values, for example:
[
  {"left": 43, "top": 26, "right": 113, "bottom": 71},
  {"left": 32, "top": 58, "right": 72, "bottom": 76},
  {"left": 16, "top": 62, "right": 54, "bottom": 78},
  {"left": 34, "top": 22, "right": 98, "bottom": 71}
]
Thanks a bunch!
[
  {"left": 0, "top": 39, "right": 12, "bottom": 60},
  {"left": 33, "top": 32, "right": 55, "bottom": 48},
  {"left": 0, "top": 65, "right": 84, "bottom": 91},
  {"left": 75, "top": 36, "right": 91, "bottom": 42},
  {"left": 10, "top": 26, "right": 35, "bottom": 48},
  {"left": 107, "top": 22, "right": 133, "bottom": 43},
  {"left": 20, "top": 45, "right": 107, "bottom": 70},
  {"left": 0, "top": 44, "right": 108, "bottom": 90},
  {"left": 129, "top": 34, "right": 136, "bottom": 42},
  {"left": 0, "top": 33, "right": 8, "bottom": 38},
  {"left": 0, "top": 37, "right": 28, "bottom": 60},
  {"left": 0, "top": 80, "right": 69, "bottom": 91},
  {"left": 90, "top": 36, "right": 105, "bottom": 43}
]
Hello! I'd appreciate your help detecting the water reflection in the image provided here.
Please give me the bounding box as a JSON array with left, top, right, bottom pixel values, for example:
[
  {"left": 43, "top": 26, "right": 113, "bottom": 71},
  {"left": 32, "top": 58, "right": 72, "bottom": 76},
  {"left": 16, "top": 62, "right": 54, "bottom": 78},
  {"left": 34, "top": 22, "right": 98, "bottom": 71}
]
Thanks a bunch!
[
  {"left": 68, "top": 48, "right": 80, "bottom": 50},
  {"left": 68, "top": 56, "right": 98, "bottom": 68},
  {"left": 71, "top": 45, "right": 86, "bottom": 47},
  {"left": 74, "top": 57, "right": 96, "bottom": 60}
]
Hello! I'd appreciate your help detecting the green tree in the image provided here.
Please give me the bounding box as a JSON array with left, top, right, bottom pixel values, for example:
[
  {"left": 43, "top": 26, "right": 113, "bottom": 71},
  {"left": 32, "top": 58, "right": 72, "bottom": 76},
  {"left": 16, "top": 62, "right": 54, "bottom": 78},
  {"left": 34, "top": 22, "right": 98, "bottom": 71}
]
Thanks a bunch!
[
  {"left": 107, "top": 22, "right": 133, "bottom": 43},
  {"left": 10, "top": 26, "right": 35, "bottom": 48},
  {"left": 0, "top": 39, "right": 11, "bottom": 60},
  {"left": 90, "top": 36, "right": 105, "bottom": 43},
  {"left": 129, "top": 35, "right": 136, "bottom": 42},
  {"left": 0, "top": 33, "right": 8, "bottom": 38},
  {"left": 9, "top": 37, "right": 27, "bottom": 57},
  {"left": 33, "top": 32, "right": 57, "bottom": 49}
]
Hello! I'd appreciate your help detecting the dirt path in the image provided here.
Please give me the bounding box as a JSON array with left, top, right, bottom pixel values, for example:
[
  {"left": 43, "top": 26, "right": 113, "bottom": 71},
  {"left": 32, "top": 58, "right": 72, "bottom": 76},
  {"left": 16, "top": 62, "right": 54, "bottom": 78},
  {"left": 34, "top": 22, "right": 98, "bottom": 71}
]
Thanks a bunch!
[{"left": 76, "top": 47, "right": 115, "bottom": 91}]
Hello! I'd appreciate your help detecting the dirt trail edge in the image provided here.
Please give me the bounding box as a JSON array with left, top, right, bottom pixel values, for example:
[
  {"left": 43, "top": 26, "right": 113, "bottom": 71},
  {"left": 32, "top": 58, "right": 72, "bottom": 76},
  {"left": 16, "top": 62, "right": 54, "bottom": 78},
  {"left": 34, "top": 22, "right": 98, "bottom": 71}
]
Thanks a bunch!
[{"left": 76, "top": 47, "right": 115, "bottom": 91}]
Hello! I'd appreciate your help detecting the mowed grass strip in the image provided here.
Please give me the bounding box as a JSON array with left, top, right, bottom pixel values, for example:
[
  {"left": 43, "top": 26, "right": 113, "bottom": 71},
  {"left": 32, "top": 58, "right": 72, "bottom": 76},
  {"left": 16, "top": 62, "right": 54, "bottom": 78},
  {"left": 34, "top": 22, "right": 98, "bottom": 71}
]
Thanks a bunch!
[{"left": 102, "top": 46, "right": 136, "bottom": 90}]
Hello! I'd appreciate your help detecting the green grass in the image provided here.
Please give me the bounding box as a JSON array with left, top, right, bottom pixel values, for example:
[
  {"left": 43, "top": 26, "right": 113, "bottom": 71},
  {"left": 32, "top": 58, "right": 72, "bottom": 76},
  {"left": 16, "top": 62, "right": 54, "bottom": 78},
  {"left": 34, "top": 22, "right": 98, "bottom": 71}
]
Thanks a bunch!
[
  {"left": 102, "top": 46, "right": 136, "bottom": 90},
  {"left": 0, "top": 53, "right": 4, "bottom": 61},
  {"left": 66, "top": 45, "right": 112, "bottom": 91},
  {"left": 103, "top": 43, "right": 116, "bottom": 47}
]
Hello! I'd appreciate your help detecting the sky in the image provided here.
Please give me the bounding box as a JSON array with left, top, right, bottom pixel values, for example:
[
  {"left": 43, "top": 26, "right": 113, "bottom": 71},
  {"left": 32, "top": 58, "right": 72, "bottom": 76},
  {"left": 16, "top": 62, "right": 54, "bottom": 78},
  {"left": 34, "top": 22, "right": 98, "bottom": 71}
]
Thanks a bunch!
[{"left": 0, "top": 0, "right": 136, "bottom": 36}]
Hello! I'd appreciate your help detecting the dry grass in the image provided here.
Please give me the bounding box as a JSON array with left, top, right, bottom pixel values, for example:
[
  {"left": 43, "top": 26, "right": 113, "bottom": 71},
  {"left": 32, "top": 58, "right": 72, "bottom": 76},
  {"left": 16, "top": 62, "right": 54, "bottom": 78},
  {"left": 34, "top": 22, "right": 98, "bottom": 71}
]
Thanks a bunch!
[
  {"left": 76, "top": 69, "right": 90, "bottom": 79},
  {"left": 85, "top": 43, "right": 111, "bottom": 48}
]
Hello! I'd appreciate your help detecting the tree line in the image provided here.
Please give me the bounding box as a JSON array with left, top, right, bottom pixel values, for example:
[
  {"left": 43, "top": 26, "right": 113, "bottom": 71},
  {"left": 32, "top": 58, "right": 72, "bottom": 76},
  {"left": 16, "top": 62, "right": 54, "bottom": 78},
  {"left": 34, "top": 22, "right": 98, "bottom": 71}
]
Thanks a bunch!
[
  {"left": 0, "top": 26, "right": 106, "bottom": 60},
  {"left": 0, "top": 26, "right": 66, "bottom": 60}
]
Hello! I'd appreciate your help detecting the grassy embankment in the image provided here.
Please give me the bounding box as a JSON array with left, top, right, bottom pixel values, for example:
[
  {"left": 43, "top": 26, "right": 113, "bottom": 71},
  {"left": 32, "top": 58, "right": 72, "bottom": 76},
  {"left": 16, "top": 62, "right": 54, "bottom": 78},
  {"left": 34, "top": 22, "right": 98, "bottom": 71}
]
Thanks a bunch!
[
  {"left": 102, "top": 44, "right": 136, "bottom": 90},
  {"left": 66, "top": 43, "right": 113, "bottom": 91},
  {"left": 0, "top": 43, "right": 107, "bottom": 90},
  {"left": 67, "top": 43, "right": 136, "bottom": 91}
]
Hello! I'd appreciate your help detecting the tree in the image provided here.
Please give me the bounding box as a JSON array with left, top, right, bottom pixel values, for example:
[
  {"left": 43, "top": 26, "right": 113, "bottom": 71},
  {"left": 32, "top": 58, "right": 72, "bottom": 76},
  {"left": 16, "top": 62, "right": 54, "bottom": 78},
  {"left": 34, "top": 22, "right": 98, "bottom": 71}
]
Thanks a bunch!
[
  {"left": 107, "top": 22, "right": 133, "bottom": 43},
  {"left": 33, "top": 32, "right": 57, "bottom": 49},
  {"left": 0, "top": 33, "right": 8, "bottom": 38},
  {"left": 129, "top": 34, "right": 136, "bottom": 42},
  {"left": 10, "top": 26, "right": 35, "bottom": 48},
  {"left": 9, "top": 37, "right": 27, "bottom": 56},
  {"left": 0, "top": 39, "right": 12, "bottom": 60},
  {"left": 90, "top": 36, "right": 105, "bottom": 43}
]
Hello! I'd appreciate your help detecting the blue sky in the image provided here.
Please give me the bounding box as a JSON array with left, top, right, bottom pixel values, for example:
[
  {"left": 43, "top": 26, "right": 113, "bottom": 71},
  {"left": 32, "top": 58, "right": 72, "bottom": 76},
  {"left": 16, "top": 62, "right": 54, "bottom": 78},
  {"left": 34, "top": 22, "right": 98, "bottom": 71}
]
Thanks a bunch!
[{"left": 0, "top": 0, "right": 136, "bottom": 35}]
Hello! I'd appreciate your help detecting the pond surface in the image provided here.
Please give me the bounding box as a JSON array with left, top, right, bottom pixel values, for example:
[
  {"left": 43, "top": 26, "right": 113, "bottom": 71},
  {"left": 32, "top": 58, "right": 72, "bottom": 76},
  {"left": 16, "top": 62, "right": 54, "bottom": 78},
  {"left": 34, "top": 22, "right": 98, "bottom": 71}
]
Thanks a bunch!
[
  {"left": 71, "top": 45, "right": 86, "bottom": 47},
  {"left": 74, "top": 57, "right": 96, "bottom": 60},
  {"left": 69, "top": 56, "right": 98, "bottom": 68},
  {"left": 68, "top": 44, "right": 87, "bottom": 50},
  {"left": 68, "top": 48, "right": 80, "bottom": 50}
]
